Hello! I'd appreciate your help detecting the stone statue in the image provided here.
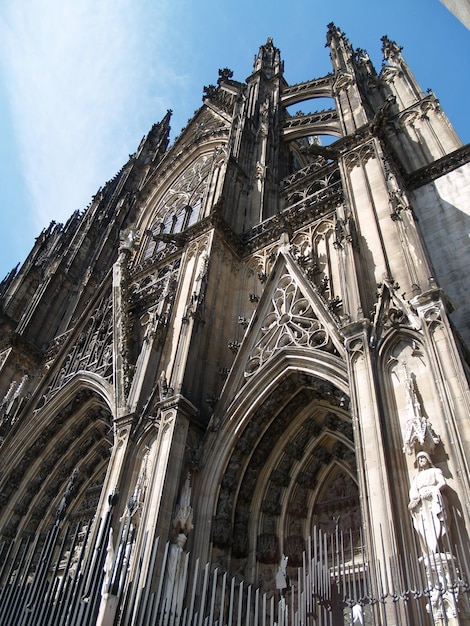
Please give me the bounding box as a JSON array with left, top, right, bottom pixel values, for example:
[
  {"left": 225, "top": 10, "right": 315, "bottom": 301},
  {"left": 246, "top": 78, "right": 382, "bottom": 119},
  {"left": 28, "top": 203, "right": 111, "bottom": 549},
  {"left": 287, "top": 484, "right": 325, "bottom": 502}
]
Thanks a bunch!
[
  {"left": 162, "top": 474, "right": 194, "bottom": 622},
  {"left": 166, "top": 533, "right": 187, "bottom": 586},
  {"left": 275, "top": 554, "right": 289, "bottom": 592},
  {"left": 102, "top": 528, "right": 115, "bottom": 594},
  {"left": 162, "top": 533, "right": 188, "bottom": 623},
  {"left": 172, "top": 474, "right": 193, "bottom": 536},
  {"left": 408, "top": 451, "right": 448, "bottom": 554}
]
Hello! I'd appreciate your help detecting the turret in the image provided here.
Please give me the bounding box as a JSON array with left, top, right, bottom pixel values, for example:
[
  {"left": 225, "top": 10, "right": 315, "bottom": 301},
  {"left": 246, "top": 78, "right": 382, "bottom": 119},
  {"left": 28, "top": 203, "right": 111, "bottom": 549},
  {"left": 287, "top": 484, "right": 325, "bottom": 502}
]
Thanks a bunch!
[
  {"left": 381, "top": 36, "right": 424, "bottom": 107},
  {"left": 222, "top": 38, "right": 287, "bottom": 232},
  {"left": 378, "top": 36, "right": 462, "bottom": 170},
  {"left": 252, "top": 36, "right": 284, "bottom": 78},
  {"left": 326, "top": 23, "right": 370, "bottom": 133}
]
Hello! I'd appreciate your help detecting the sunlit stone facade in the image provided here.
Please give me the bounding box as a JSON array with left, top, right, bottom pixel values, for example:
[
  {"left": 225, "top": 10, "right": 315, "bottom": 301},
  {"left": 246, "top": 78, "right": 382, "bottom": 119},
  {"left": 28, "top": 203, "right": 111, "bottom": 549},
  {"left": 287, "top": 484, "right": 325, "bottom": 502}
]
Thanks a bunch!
[{"left": 1, "top": 26, "right": 470, "bottom": 625}]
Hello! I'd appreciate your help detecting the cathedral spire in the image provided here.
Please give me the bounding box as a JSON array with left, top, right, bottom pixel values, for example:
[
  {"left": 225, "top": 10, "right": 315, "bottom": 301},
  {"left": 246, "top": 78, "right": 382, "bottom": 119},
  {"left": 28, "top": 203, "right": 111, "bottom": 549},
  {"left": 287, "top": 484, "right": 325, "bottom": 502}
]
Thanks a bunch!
[
  {"left": 381, "top": 35, "right": 403, "bottom": 64},
  {"left": 136, "top": 109, "right": 172, "bottom": 166},
  {"left": 326, "top": 23, "right": 369, "bottom": 132},
  {"left": 380, "top": 35, "right": 424, "bottom": 102},
  {"left": 326, "top": 23, "right": 354, "bottom": 73},
  {"left": 253, "top": 37, "right": 283, "bottom": 78}
]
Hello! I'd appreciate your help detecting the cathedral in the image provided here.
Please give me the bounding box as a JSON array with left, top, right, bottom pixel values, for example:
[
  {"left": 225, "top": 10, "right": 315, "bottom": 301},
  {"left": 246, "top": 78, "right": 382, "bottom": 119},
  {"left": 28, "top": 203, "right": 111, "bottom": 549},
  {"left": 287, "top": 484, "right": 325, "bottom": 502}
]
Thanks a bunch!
[{"left": 1, "top": 24, "right": 470, "bottom": 626}]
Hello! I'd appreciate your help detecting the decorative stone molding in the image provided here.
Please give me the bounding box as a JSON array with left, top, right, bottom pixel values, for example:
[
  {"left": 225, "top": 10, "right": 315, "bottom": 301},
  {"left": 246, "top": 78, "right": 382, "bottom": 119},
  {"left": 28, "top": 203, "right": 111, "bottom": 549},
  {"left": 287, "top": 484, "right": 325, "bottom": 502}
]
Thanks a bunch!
[
  {"left": 370, "top": 278, "right": 422, "bottom": 348},
  {"left": 401, "top": 363, "right": 440, "bottom": 455},
  {"left": 36, "top": 293, "right": 113, "bottom": 411},
  {"left": 407, "top": 143, "right": 470, "bottom": 189},
  {"left": 342, "top": 142, "right": 376, "bottom": 173},
  {"left": 410, "top": 287, "right": 445, "bottom": 329},
  {"left": 245, "top": 273, "right": 330, "bottom": 377}
]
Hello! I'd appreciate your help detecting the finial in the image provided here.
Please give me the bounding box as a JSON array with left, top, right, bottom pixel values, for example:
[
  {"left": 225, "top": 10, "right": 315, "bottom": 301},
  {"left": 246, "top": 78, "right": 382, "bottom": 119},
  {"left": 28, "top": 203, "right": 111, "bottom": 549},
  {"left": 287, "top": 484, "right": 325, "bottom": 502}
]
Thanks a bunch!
[
  {"left": 326, "top": 22, "right": 345, "bottom": 44},
  {"left": 217, "top": 68, "right": 233, "bottom": 85},
  {"left": 381, "top": 35, "right": 403, "bottom": 60},
  {"left": 253, "top": 38, "right": 283, "bottom": 75}
]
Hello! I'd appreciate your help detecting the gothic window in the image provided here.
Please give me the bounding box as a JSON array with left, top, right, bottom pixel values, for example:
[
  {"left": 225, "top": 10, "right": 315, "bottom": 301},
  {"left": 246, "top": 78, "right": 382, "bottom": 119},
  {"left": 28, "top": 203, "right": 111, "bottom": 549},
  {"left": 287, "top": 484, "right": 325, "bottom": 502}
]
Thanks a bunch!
[
  {"left": 144, "top": 221, "right": 164, "bottom": 260},
  {"left": 186, "top": 199, "right": 200, "bottom": 228},
  {"left": 171, "top": 213, "right": 181, "bottom": 233},
  {"left": 141, "top": 153, "right": 212, "bottom": 262}
]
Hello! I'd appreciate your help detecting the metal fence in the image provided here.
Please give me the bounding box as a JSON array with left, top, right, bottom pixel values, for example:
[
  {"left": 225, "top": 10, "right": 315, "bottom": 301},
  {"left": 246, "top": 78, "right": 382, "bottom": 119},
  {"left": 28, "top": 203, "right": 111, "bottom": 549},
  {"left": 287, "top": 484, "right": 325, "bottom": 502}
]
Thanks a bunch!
[{"left": 1, "top": 505, "right": 469, "bottom": 626}]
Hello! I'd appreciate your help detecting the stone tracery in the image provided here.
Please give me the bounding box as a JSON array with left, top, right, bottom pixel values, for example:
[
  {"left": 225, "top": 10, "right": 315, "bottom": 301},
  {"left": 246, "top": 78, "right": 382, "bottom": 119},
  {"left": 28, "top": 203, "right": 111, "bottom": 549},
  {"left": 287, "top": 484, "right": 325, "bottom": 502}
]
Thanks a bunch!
[
  {"left": 143, "top": 153, "right": 214, "bottom": 261},
  {"left": 245, "top": 274, "right": 331, "bottom": 377},
  {"left": 38, "top": 290, "right": 114, "bottom": 410}
]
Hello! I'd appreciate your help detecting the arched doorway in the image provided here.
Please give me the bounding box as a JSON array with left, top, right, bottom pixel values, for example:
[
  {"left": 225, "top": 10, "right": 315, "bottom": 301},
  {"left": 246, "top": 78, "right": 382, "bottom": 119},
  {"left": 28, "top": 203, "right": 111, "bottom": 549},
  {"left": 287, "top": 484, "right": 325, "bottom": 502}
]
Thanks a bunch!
[{"left": 198, "top": 359, "right": 359, "bottom": 593}]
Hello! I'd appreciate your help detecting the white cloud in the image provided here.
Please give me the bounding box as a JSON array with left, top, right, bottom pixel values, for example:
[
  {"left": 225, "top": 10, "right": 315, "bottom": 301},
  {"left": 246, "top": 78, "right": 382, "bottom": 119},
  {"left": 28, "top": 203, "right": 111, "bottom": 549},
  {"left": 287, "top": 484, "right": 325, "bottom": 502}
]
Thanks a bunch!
[{"left": 0, "top": 0, "right": 188, "bottom": 231}]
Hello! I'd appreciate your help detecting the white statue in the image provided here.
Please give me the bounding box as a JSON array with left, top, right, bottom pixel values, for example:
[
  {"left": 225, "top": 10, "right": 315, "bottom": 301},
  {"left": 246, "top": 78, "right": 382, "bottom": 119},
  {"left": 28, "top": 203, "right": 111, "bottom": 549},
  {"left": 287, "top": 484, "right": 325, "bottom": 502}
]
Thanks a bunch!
[
  {"left": 162, "top": 474, "right": 194, "bottom": 622},
  {"left": 408, "top": 451, "right": 448, "bottom": 554},
  {"left": 162, "top": 533, "right": 188, "bottom": 623},
  {"left": 172, "top": 473, "right": 193, "bottom": 536},
  {"left": 101, "top": 528, "right": 115, "bottom": 594},
  {"left": 275, "top": 554, "right": 289, "bottom": 592}
]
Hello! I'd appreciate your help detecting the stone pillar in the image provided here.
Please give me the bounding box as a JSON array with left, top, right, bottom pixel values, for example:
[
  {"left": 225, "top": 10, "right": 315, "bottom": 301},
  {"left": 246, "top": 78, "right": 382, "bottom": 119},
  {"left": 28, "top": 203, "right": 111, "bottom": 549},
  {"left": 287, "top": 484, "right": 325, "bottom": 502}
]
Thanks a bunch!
[
  {"left": 124, "top": 397, "right": 195, "bottom": 624},
  {"left": 343, "top": 320, "right": 402, "bottom": 615}
]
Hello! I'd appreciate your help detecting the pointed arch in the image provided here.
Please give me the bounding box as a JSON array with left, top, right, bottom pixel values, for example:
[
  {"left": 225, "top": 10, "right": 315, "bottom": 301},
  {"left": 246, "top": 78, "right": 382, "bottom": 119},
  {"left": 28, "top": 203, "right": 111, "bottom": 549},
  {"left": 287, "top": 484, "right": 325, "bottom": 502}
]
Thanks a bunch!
[
  {"left": 0, "top": 373, "right": 113, "bottom": 539},
  {"left": 193, "top": 346, "right": 354, "bottom": 584},
  {"left": 214, "top": 249, "right": 346, "bottom": 418}
]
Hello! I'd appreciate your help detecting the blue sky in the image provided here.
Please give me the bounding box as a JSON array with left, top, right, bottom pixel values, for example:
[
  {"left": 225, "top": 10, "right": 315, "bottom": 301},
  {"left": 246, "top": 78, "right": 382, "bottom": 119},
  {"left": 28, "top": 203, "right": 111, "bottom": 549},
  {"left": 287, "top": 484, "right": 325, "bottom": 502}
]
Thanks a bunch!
[{"left": 0, "top": 0, "right": 468, "bottom": 279}]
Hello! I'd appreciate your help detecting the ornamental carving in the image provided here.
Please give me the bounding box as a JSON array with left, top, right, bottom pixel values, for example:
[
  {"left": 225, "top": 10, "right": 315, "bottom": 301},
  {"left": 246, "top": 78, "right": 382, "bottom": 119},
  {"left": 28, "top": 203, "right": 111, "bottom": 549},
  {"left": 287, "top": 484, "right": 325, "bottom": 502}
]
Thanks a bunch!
[
  {"left": 232, "top": 520, "right": 249, "bottom": 558},
  {"left": 257, "top": 531, "right": 280, "bottom": 564},
  {"left": 130, "top": 259, "right": 180, "bottom": 312},
  {"left": 284, "top": 167, "right": 341, "bottom": 212},
  {"left": 245, "top": 273, "right": 329, "bottom": 377},
  {"left": 313, "top": 472, "right": 361, "bottom": 547},
  {"left": 284, "top": 535, "right": 305, "bottom": 567},
  {"left": 261, "top": 487, "right": 282, "bottom": 516},
  {"left": 0, "top": 374, "right": 30, "bottom": 437},
  {"left": 290, "top": 222, "right": 344, "bottom": 318},
  {"left": 343, "top": 142, "right": 375, "bottom": 172},
  {"left": 38, "top": 292, "right": 113, "bottom": 409},
  {"left": 401, "top": 363, "right": 440, "bottom": 455}
]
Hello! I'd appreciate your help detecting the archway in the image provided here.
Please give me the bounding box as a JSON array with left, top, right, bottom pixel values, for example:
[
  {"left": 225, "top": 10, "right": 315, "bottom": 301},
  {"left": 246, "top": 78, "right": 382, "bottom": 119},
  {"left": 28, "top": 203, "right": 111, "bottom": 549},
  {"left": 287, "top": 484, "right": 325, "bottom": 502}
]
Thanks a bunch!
[
  {"left": 197, "top": 352, "right": 359, "bottom": 593},
  {"left": 0, "top": 380, "right": 113, "bottom": 539}
]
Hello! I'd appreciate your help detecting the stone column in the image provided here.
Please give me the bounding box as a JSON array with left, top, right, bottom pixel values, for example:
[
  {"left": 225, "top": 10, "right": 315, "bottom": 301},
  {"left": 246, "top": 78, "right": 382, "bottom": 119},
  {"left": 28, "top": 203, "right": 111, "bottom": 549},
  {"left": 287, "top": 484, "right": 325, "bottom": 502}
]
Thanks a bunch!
[{"left": 343, "top": 320, "right": 403, "bottom": 622}]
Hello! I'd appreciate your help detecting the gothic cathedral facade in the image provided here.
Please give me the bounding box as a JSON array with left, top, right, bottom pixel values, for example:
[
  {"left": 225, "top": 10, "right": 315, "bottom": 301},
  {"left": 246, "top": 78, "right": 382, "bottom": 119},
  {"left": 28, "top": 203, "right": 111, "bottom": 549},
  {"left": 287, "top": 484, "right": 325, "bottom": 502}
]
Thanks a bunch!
[{"left": 1, "top": 26, "right": 470, "bottom": 626}]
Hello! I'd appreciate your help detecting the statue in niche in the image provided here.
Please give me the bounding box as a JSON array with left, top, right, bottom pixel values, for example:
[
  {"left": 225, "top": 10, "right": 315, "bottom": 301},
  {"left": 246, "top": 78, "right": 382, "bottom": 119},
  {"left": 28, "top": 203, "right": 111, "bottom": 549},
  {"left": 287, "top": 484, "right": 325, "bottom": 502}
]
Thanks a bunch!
[
  {"left": 163, "top": 474, "right": 194, "bottom": 621},
  {"left": 284, "top": 535, "right": 305, "bottom": 568},
  {"left": 258, "top": 566, "right": 276, "bottom": 599},
  {"left": 172, "top": 473, "right": 193, "bottom": 536},
  {"left": 408, "top": 451, "right": 448, "bottom": 555},
  {"left": 407, "top": 451, "right": 462, "bottom": 622},
  {"left": 275, "top": 554, "right": 289, "bottom": 593}
]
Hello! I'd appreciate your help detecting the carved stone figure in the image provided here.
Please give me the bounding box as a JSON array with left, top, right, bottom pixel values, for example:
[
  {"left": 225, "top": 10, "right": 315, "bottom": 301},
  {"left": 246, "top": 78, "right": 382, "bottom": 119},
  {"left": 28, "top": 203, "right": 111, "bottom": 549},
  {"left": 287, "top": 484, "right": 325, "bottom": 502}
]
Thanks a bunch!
[
  {"left": 162, "top": 532, "right": 188, "bottom": 621},
  {"left": 408, "top": 451, "right": 448, "bottom": 554},
  {"left": 275, "top": 554, "right": 289, "bottom": 592},
  {"left": 172, "top": 473, "right": 193, "bottom": 536}
]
